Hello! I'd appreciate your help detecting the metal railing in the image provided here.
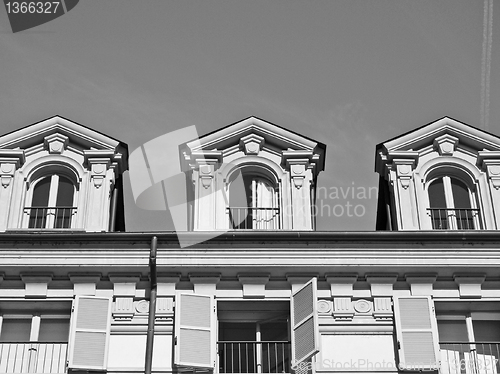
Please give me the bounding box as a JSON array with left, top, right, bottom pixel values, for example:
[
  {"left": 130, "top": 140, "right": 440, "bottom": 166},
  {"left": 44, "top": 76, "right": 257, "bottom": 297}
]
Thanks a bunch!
[
  {"left": 227, "top": 207, "right": 280, "bottom": 230},
  {"left": 440, "top": 342, "right": 500, "bottom": 374},
  {"left": 218, "top": 341, "right": 291, "bottom": 373},
  {"left": 0, "top": 342, "right": 68, "bottom": 373},
  {"left": 427, "top": 208, "right": 480, "bottom": 230},
  {"left": 24, "top": 207, "right": 76, "bottom": 229}
]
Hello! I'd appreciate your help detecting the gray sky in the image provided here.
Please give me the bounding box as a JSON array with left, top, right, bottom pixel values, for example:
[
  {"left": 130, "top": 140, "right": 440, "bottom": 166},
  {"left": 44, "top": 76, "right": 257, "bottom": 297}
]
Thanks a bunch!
[{"left": 0, "top": 0, "right": 498, "bottom": 231}]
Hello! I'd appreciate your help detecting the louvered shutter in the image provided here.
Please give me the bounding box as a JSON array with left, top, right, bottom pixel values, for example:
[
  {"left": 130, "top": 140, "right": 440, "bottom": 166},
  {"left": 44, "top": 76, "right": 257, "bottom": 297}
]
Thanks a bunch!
[
  {"left": 394, "top": 296, "right": 440, "bottom": 371},
  {"left": 174, "top": 293, "right": 215, "bottom": 369},
  {"left": 291, "top": 278, "right": 319, "bottom": 370},
  {"left": 68, "top": 296, "right": 112, "bottom": 371}
]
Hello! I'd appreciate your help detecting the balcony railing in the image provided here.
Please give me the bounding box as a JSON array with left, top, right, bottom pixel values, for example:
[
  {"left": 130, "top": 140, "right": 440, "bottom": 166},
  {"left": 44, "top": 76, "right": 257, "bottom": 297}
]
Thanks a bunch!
[
  {"left": 227, "top": 207, "right": 280, "bottom": 230},
  {"left": 24, "top": 207, "right": 76, "bottom": 229},
  {"left": 440, "top": 342, "right": 500, "bottom": 374},
  {"left": 0, "top": 342, "right": 68, "bottom": 373},
  {"left": 427, "top": 208, "right": 480, "bottom": 230},
  {"left": 218, "top": 341, "right": 291, "bottom": 373}
]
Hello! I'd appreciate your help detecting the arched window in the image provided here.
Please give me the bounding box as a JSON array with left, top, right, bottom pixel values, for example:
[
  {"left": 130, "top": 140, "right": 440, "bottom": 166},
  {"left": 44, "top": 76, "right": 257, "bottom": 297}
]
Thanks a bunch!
[
  {"left": 25, "top": 174, "right": 76, "bottom": 229},
  {"left": 227, "top": 173, "right": 279, "bottom": 230},
  {"left": 427, "top": 176, "right": 480, "bottom": 230}
]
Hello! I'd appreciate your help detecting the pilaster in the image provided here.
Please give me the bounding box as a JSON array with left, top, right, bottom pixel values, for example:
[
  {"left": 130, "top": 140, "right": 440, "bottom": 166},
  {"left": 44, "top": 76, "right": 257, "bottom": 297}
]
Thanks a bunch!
[{"left": 0, "top": 150, "right": 25, "bottom": 232}]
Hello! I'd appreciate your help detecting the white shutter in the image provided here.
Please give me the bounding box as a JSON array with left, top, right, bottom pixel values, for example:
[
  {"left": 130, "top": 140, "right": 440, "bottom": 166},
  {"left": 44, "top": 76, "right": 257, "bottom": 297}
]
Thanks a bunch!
[
  {"left": 174, "top": 293, "right": 215, "bottom": 369},
  {"left": 68, "top": 295, "right": 112, "bottom": 371},
  {"left": 394, "top": 296, "right": 440, "bottom": 371},
  {"left": 291, "top": 278, "right": 319, "bottom": 369}
]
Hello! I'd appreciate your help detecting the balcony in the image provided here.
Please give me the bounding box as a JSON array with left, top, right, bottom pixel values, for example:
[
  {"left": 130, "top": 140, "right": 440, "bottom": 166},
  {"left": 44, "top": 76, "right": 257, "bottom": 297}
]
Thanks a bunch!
[
  {"left": 0, "top": 342, "right": 67, "bottom": 373},
  {"left": 218, "top": 341, "right": 290, "bottom": 373},
  {"left": 427, "top": 209, "right": 480, "bottom": 230},
  {"left": 24, "top": 207, "right": 77, "bottom": 229},
  {"left": 440, "top": 342, "right": 500, "bottom": 374},
  {"left": 228, "top": 208, "right": 281, "bottom": 230}
]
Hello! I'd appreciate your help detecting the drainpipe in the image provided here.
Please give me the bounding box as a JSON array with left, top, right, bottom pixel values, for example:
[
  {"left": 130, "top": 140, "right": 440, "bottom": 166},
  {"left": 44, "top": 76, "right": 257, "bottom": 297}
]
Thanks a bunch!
[{"left": 145, "top": 236, "right": 157, "bottom": 374}]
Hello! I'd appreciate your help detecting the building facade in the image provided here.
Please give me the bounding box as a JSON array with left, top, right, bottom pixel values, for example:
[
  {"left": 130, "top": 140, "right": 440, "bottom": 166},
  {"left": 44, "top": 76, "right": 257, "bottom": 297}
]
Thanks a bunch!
[{"left": 0, "top": 116, "right": 499, "bottom": 374}]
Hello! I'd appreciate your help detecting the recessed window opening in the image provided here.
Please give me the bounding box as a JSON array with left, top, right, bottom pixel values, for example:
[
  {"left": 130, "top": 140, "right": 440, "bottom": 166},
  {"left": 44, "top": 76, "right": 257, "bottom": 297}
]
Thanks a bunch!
[
  {"left": 227, "top": 168, "right": 280, "bottom": 230},
  {"left": 427, "top": 175, "right": 480, "bottom": 230}
]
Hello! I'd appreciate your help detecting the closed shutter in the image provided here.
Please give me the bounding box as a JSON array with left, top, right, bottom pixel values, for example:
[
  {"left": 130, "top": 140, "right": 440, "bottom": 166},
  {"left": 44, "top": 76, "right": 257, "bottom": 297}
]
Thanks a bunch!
[
  {"left": 291, "top": 278, "right": 319, "bottom": 370},
  {"left": 68, "top": 295, "right": 112, "bottom": 371},
  {"left": 174, "top": 293, "right": 215, "bottom": 369},
  {"left": 394, "top": 296, "right": 440, "bottom": 371}
]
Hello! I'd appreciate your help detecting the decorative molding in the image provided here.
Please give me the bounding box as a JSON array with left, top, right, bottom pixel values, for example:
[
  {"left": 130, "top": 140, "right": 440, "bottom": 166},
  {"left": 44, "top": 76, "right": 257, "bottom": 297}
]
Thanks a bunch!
[
  {"left": 373, "top": 297, "right": 393, "bottom": 320},
  {"left": 113, "top": 297, "right": 134, "bottom": 321},
  {"left": 405, "top": 274, "right": 437, "bottom": 296},
  {"left": 433, "top": 134, "right": 459, "bottom": 156},
  {"left": 286, "top": 274, "right": 319, "bottom": 293},
  {"left": 109, "top": 274, "right": 141, "bottom": 297},
  {"left": 353, "top": 299, "right": 372, "bottom": 314},
  {"left": 333, "top": 297, "right": 354, "bottom": 321},
  {"left": 317, "top": 300, "right": 332, "bottom": 314},
  {"left": 454, "top": 274, "right": 485, "bottom": 298},
  {"left": 189, "top": 273, "right": 221, "bottom": 295},
  {"left": 325, "top": 273, "right": 358, "bottom": 297},
  {"left": 366, "top": 274, "right": 398, "bottom": 296},
  {"left": 20, "top": 273, "right": 53, "bottom": 299},
  {"left": 238, "top": 273, "right": 270, "bottom": 298},
  {"left": 44, "top": 133, "right": 69, "bottom": 154},
  {"left": 156, "top": 297, "right": 174, "bottom": 320},
  {"left": 69, "top": 273, "right": 101, "bottom": 296},
  {"left": 240, "top": 134, "right": 265, "bottom": 156}
]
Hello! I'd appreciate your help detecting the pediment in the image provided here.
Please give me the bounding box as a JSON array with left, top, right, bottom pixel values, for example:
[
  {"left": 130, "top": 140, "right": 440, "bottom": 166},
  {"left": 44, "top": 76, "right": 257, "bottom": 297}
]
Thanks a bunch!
[
  {"left": 375, "top": 117, "right": 500, "bottom": 174},
  {"left": 379, "top": 117, "right": 500, "bottom": 154},
  {"left": 183, "top": 116, "right": 326, "bottom": 171},
  {"left": 0, "top": 115, "right": 127, "bottom": 155}
]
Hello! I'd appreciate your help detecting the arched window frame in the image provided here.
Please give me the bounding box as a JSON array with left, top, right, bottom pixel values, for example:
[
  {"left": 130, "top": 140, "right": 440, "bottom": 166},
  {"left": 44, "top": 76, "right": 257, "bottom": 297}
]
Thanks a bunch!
[
  {"left": 423, "top": 165, "right": 482, "bottom": 230},
  {"left": 21, "top": 159, "right": 83, "bottom": 230},
  {"left": 222, "top": 160, "right": 283, "bottom": 230}
]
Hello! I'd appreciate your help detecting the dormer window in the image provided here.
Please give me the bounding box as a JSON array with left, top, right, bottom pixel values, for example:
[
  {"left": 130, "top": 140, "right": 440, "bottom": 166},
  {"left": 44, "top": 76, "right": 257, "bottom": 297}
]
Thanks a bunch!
[
  {"left": 227, "top": 174, "right": 280, "bottom": 230},
  {"left": 25, "top": 174, "right": 77, "bottom": 229},
  {"left": 427, "top": 176, "right": 481, "bottom": 230}
]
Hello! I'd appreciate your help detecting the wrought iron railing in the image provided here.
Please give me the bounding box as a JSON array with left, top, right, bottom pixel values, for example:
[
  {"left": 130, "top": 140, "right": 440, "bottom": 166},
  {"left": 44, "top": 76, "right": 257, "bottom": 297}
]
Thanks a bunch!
[
  {"left": 440, "top": 342, "right": 500, "bottom": 374},
  {"left": 0, "top": 342, "right": 68, "bottom": 373},
  {"left": 227, "top": 207, "right": 280, "bottom": 230},
  {"left": 218, "top": 341, "right": 291, "bottom": 373},
  {"left": 427, "top": 208, "right": 480, "bottom": 230},
  {"left": 24, "top": 207, "right": 76, "bottom": 229}
]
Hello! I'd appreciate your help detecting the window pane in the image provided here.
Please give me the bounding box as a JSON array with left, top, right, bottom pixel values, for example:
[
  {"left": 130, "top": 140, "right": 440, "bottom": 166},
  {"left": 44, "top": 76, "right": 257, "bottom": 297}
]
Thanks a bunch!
[
  {"left": 54, "top": 177, "right": 75, "bottom": 228},
  {"left": 473, "top": 321, "right": 500, "bottom": 342},
  {"left": 428, "top": 178, "right": 448, "bottom": 229},
  {"left": 451, "top": 178, "right": 471, "bottom": 209},
  {"left": 55, "top": 177, "right": 74, "bottom": 207},
  {"left": 38, "top": 318, "right": 70, "bottom": 342},
  {"left": 0, "top": 319, "right": 31, "bottom": 342},
  {"left": 428, "top": 178, "right": 446, "bottom": 208},
  {"left": 437, "top": 320, "right": 468, "bottom": 342},
  {"left": 32, "top": 177, "right": 51, "bottom": 207}
]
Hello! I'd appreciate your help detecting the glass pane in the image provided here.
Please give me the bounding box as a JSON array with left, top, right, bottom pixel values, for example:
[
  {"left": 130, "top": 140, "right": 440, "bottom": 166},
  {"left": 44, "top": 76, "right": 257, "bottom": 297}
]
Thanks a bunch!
[
  {"left": 437, "top": 320, "right": 468, "bottom": 342},
  {"left": 55, "top": 177, "right": 74, "bottom": 207},
  {"left": 54, "top": 177, "right": 75, "bottom": 228},
  {"left": 451, "top": 178, "right": 471, "bottom": 209},
  {"left": 29, "top": 177, "right": 51, "bottom": 228},
  {"left": 31, "top": 177, "right": 51, "bottom": 207},
  {"left": 473, "top": 321, "right": 500, "bottom": 342},
  {"left": 38, "top": 318, "right": 70, "bottom": 342},
  {"left": 428, "top": 178, "right": 448, "bottom": 229},
  {"left": 0, "top": 319, "right": 31, "bottom": 342},
  {"left": 428, "top": 178, "right": 446, "bottom": 208}
]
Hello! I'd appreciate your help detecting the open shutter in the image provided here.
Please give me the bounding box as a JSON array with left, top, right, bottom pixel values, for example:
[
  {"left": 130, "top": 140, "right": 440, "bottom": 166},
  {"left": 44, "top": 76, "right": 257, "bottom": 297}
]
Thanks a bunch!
[
  {"left": 291, "top": 278, "right": 319, "bottom": 370},
  {"left": 174, "top": 293, "right": 215, "bottom": 369},
  {"left": 394, "top": 296, "right": 440, "bottom": 371},
  {"left": 68, "top": 295, "right": 112, "bottom": 371}
]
